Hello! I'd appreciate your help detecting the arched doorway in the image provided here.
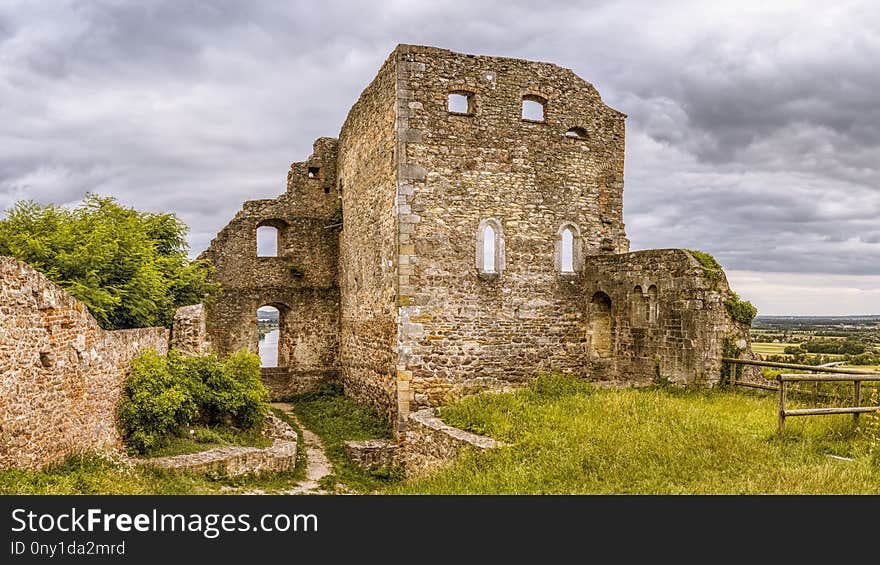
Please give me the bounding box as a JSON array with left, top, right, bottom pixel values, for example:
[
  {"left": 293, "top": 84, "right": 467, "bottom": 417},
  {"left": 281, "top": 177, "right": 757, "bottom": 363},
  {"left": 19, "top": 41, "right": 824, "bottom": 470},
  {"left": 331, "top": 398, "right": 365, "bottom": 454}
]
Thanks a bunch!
[
  {"left": 590, "top": 292, "right": 613, "bottom": 358},
  {"left": 257, "top": 305, "right": 280, "bottom": 367}
]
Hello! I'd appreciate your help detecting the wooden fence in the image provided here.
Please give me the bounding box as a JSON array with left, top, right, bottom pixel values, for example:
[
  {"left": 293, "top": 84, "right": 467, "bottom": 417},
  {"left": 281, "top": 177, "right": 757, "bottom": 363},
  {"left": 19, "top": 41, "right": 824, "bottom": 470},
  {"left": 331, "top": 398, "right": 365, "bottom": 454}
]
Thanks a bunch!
[{"left": 721, "top": 357, "right": 880, "bottom": 436}]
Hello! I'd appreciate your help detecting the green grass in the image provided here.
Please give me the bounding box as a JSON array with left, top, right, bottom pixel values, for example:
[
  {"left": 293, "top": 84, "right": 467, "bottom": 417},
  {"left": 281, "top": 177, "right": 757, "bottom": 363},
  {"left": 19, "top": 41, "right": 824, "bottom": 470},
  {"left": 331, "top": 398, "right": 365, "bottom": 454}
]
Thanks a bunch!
[
  {"left": 143, "top": 425, "right": 272, "bottom": 458},
  {"left": 0, "top": 411, "right": 311, "bottom": 495},
  {"left": 287, "top": 385, "right": 401, "bottom": 493},
  {"left": 388, "top": 374, "right": 880, "bottom": 494}
]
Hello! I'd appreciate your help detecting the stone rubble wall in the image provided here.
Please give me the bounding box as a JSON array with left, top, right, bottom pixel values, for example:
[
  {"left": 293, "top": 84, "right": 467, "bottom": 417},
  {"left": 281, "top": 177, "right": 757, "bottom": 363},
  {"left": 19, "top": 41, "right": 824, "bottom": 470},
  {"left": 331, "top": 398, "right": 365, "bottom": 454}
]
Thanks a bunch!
[
  {"left": 171, "top": 303, "right": 209, "bottom": 356},
  {"left": 391, "top": 45, "right": 631, "bottom": 409},
  {"left": 336, "top": 50, "right": 402, "bottom": 426},
  {"left": 580, "top": 249, "right": 752, "bottom": 386},
  {"left": 403, "top": 408, "right": 503, "bottom": 477},
  {"left": 343, "top": 439, "right": 401, "bottom": 472},
  {"left": 199, "top": 139, "right": 340, "bottom": 383},
  {"left": 0, "top": 256, "right": 169, "bottom": 471},
  {"left": 144, "top": 412, "right": 298, "bottom": 477},
  {"left": 259, "top": 368, "right": 340, "bottom": 400}
]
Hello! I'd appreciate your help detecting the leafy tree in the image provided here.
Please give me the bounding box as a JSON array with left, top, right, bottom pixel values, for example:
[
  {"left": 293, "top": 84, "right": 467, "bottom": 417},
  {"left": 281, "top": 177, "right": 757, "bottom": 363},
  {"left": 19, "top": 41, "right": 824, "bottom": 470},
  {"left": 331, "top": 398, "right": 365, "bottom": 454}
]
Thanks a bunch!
[{"left": 0, "top": 193, "right": 218, "bottom": 329}]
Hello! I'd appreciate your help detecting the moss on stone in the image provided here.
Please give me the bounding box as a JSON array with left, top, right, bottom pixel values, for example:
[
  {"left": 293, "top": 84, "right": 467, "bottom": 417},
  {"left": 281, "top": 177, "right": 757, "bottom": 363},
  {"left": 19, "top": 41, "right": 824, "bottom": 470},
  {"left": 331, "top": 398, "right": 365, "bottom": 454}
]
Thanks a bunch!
[{"left": 685, "top": 249, "right": 725, "bottom": 285}]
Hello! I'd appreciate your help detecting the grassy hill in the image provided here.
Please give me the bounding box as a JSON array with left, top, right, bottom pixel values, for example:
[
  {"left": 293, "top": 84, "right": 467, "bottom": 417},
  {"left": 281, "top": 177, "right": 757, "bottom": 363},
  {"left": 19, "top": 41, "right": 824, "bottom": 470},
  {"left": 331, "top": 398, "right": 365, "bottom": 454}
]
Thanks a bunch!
[{"left": 388, "top": 375, "right": 880, "bottom": 494}]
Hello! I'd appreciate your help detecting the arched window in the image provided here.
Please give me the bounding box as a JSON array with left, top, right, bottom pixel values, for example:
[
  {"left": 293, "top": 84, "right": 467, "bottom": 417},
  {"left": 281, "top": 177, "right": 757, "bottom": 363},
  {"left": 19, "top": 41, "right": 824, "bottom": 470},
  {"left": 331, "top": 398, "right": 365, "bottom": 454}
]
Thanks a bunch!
[
  {"left": 448, "top": 91, "right": 474, "bottom": 115},
  {"left": 647, "top": 285, "right": 659, "bottom": 324},
  {"left": 522, "top": 95, "right": 546, "bottom": 122},
  {"left": 632, "top": 285, "right": 646, "bottom": 326},
  {"left": 483, "top": 225, "right": 496, "bottom": 272},
  {"left": 257, "top": 305, "right": 280, "bottom": 367},
  {"left": 555, "top": 223, "right": 582, "bottom": 274},
  {"left": 256, "top": 225, "right": 279, "bottom": 257},
  {"left": 590, "top": 292, "right": 613, "bottom": 358},
  {"left": 561, "top": 229, "right": 574, "bottom": 273},
  {"left": 476, "top": 218, "right": 504, "bottom": 278}
]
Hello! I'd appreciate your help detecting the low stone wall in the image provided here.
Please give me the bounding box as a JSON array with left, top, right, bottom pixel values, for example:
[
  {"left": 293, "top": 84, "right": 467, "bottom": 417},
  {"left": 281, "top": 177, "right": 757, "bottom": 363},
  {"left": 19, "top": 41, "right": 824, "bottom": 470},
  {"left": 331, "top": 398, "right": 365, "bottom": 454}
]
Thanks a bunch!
[
  {"left": 143, "top": 413, "right": 298, "bottom": 477},
  {"left": 0, "top": 256, "right": 169, "bottom": 471},
  {"left": 403, "top": 408, "right": 503, "bottom": 476},
  {"left": 343, "top": 439, "right": 401, "bottom": 471},
  {"left": 260, "top": 368, "right": 339, "bottom": 400},
  {"left": 146, "top": 441, "right": 297, "bottom": 478}
]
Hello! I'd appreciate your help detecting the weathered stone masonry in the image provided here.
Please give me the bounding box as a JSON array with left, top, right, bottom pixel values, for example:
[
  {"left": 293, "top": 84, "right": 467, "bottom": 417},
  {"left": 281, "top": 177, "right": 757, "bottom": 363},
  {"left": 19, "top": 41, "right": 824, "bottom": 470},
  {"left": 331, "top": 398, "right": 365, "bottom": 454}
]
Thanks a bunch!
[
  {"left": 0, "top": 257, "right": 168, "bottom": 470},
  {"left": 200, "top": 138, "right": 341, "bottom": 399},
  {"left": 199, "top": 44, "right": 752, "bottom": 428}
]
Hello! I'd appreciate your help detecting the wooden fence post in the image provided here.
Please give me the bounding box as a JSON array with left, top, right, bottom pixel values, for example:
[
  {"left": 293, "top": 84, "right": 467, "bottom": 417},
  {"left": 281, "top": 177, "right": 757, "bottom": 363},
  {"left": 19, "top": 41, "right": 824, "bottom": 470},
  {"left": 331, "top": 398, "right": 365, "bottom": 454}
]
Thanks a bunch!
[
  {"left": 778, "top": 378, "right": 786, "bottom": 437},
  {"left": 853, "top": 381, "right": 861, "bottom": 426}
]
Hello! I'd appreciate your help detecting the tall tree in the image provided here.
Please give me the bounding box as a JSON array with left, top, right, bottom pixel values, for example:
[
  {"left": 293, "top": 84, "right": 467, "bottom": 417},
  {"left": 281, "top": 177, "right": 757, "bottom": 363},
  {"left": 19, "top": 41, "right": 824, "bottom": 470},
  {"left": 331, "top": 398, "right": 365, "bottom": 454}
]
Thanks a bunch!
[{"left": 0, "top": 194, "right": 219, "bottom": 329}]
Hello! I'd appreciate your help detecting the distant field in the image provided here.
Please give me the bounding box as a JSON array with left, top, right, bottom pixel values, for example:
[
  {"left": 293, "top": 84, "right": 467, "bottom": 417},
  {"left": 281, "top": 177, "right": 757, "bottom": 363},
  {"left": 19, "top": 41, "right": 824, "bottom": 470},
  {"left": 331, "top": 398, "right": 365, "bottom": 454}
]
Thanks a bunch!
[{"left": 751, "top": 343, "right": 795, "bottom": 355}]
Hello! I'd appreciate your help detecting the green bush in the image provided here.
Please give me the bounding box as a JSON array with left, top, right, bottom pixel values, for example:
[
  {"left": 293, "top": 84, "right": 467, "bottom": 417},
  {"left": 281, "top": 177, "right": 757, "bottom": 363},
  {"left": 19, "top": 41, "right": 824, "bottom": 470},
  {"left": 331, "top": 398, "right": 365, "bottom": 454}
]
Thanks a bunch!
[
  {"left": 724, "top": 292, "right": 758, "bottom": 326},
  {"left": 118, "top": 350, "right": 200, "bottom": 453},
  {"left": 119, "top": 349, "right": 270, "bottom": 454}
]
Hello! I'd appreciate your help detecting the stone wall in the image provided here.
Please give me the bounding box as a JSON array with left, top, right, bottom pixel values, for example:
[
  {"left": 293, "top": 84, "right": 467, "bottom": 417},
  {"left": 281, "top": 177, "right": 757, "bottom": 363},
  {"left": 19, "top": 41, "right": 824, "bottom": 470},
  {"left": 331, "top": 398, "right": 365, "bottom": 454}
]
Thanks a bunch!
[
  {"left": 579, "top": 249, "right": 752, "bottom": 386},
  {"left": 403, "top": 408, "right": 503, "bottom": 477},
  {"left": 391, "top": 45, "right": 631, "bottom": 407},
  {"left": 259, "top": 368, "right": 339, "bottom": 400},
  {"left": 200, "top": 138, "right": 340, "bottom": 392},
  {"left": 171, "top": 303, "right": 209, "bottom": 356},
  {"left": 337, "top": 51, "right": 402, "bottom": 425},
  {"left": 0, "top": 256, "right": 169, "bottom": 471},
  {"left": 144, "top": 412, "right": 297, "bottom": 477}
]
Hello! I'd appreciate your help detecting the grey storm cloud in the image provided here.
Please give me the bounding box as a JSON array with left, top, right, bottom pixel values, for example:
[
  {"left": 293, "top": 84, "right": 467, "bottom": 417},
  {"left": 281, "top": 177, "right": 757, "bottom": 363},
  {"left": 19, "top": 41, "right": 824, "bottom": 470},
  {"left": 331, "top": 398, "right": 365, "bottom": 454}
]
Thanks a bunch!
[{"left": 1, "top": 1, "right": 879, "bottom": 313}]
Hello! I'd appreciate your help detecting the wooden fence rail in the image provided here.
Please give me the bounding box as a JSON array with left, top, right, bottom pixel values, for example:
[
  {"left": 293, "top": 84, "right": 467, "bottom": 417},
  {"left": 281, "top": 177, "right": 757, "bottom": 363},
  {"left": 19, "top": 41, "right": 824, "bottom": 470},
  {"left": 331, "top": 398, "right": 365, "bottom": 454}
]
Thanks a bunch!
[{"left": 721, "top": 358, "right": 880, "bottom": 436}]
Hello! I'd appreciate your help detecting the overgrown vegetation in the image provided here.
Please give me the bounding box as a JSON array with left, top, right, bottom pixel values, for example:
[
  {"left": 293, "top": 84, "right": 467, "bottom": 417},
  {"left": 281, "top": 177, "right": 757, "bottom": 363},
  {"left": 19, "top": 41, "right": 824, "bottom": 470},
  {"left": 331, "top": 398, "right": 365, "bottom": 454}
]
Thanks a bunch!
[
  {"left": 328, "top": 199, "right": 343, "bottom": 226},
  {"left": 388, "top": 373, "right": 880, "bottom": 494},
  {"left": 0, "top": 194, "right": 219, "bottom": 329},
  {"left": 725, "top": 292, "right": 758, "bottom": 326},
  {"left": 287, "top": 384, "right": 400, "bottom": 492},
  {"left": 119, "top": 349, "right": 270, "bottom": 454},
  {"left": 685, "top": 249, "right": 724, "bottom": 284}
]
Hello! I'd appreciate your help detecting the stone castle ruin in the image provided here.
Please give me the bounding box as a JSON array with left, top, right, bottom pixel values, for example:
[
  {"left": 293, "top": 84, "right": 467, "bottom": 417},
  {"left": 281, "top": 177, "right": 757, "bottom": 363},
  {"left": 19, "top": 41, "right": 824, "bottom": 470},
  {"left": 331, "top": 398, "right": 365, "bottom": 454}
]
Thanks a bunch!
[
  {"left": 0, "top": 44, "right": 754, "bottom": 471},
  {"left": 199, "top": 44, "right": 752, "bottom": 430},
  {"left": 0, "top": 44, "right": 753, "bottom": 471}
]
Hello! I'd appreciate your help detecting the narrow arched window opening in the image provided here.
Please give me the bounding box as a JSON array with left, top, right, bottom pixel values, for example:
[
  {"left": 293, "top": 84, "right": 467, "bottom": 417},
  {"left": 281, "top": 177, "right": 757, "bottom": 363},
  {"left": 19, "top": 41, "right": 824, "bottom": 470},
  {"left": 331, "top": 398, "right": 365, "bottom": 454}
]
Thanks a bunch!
[
  {"left": 565, "top": 127, "right": 587, "bottom": 139},
  {"left": 483, "top": 225, "right": 496, "bottom": 273},
  {"left": 647, "top": 285, "right": 659, "bottom": 324},
  {"left": 476, "top": 218, "right": 504, "bottom": 278},
  {"left": 256, "top": 225, "right": 279, "bottom": 257},
  {"left": 522, "top": 96, "right": 546, "bottom": 122},
  {"left": 561, "top": 228, "right": 574, "bottom": 273},
  {"left": 632, "top": 286, "right": 646, "bottom": 326},
  {"left": 257, "top": 306, "right": 280, "bottom": 368}
]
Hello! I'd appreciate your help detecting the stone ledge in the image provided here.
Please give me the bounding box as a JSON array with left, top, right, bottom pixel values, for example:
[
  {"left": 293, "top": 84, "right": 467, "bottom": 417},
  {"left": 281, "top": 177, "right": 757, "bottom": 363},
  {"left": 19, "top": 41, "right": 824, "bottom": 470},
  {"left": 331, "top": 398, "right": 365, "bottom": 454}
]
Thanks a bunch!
[
  {"left": 403, "top": 408, "right": 503, "bottom": 477},
  {"left": 343, "top": 439, "right": 401, "bottom": 471},
  {"left": 144, "top": 440, "right": 297, "bottom": 478},
  {"left": 141, "top": 412, "right": 298, "bottom": 478}
]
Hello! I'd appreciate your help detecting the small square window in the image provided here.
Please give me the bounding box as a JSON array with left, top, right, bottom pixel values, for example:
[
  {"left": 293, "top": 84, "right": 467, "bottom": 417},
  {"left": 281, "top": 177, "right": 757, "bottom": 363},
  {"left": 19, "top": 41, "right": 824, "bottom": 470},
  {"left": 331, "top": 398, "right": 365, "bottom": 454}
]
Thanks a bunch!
[
  {"left": 308, "top": 167, "right": 321, "bottom": 179},
  {"left": 448, "top": 91, "right": 474, "bottom": 115},
  {"left": 522, "top": 96, "right": 546, "bottom": 122}
]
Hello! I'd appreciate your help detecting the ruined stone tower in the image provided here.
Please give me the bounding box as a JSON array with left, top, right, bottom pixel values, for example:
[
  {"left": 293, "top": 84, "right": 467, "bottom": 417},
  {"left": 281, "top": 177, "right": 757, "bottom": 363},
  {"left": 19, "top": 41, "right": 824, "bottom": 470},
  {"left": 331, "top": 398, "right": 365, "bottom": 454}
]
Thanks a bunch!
[{"left": 201, "top": 45, "right": 751, "bottom": 430}]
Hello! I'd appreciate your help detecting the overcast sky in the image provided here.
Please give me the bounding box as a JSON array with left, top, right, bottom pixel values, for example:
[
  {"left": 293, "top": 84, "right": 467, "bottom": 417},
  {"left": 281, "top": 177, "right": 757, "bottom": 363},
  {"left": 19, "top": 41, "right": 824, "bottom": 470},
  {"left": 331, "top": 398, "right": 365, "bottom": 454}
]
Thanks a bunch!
[{"left": 1, "top": 1, "right": 879, "bottom": 315}]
